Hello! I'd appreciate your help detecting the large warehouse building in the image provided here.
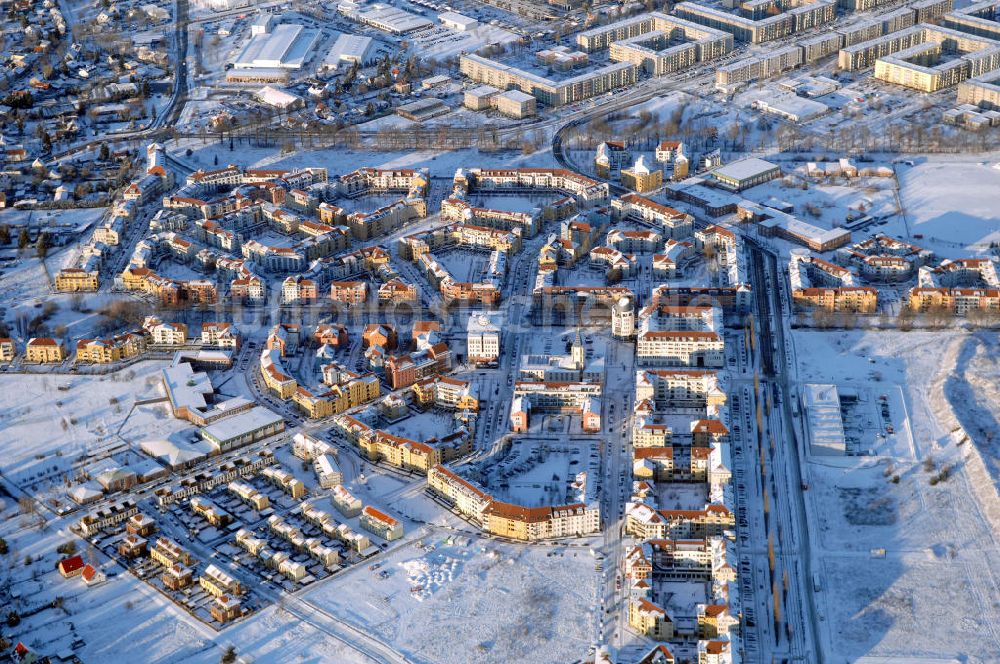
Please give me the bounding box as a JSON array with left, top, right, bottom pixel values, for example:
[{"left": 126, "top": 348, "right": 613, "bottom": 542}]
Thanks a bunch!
[{"left": 232, "top": 15, "right": 319, "bottom": 71}]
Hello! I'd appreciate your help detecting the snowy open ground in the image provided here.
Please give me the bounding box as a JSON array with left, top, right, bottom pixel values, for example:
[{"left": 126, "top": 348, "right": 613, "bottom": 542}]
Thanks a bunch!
[
  {"left": 897, "top": 160, "right": 1000, "bottom": 256},
  {"left": 170, "top": 141, "right": 562, "bottom": 179},
  {"left": 300, "top": 535, "right": 600, "bottom": 664},
  {"left": 792, "top": 329, "right": 1000, "bottom": 662},
  {"left": 0, "top": 362, "right": 170, "bottom": 488}
]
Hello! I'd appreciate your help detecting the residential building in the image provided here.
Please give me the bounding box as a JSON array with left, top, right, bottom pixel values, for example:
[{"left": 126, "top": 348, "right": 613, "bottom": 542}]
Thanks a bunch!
[
  {"left": 25, "top": 337, "right": 66, "bottom": 363},
  {"left": 360, "top": 505, "right": 404, "bottom": 540}
]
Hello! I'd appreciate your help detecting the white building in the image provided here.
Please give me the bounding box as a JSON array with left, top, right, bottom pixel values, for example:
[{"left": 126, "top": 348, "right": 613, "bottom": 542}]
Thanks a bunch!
[
  {"left": 439, "top": 11, "right": 478, "bottom": 31},
  {"left": 256, "top": 85, "right": 303, "bottom": 109},
  {"left": 466, "top": 313, "right": 501, "bottom": 366},
  {"left": 233, "top": 18, "right": 319, "bottom": 71},
  {"left": 636, "top": 330, "right": 725, "bottom": 367},
  {"left": 323, "top": 34, "right": 376, "bottom": 70},
  {"left": 314, "top": 453, "right": 343, "bottom": 488}
]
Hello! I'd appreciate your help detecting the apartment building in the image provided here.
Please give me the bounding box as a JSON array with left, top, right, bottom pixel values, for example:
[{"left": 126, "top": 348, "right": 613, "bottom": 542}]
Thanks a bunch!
[
  {"left": 635, "top": 370, "right": 727, "bottom": 409},
  {"left": 629, "top": 598, "right": 675, "bottom": 640},
  {"left": 608, "top": 228, "right": 664, "bottom": 254},
  {"left": 360, "top": 505, "right": 404, "bottom": 541},
  {"left": 386, "top": 343, "right": 452, "bottom": 390},
  {"left": 282, "top": 275, "right": 318, "bottom": 303},
  {"left": 459, "top": 53, "right": 638, "bottom": 107},
  {"left": 675, "top": 0, "right": 834, "bottom": 44},
  {"left": 427, "top": 465, "right": 493, "bottom": 522},
  {"left": 0, "top": 338, "right": 14, "bottom": 363},
  {"left": 611, "top": 194, "right": 694, "bottom": 239},
  {"left": 202, "top": 322, "right": 240, "bottom": 349},
  {"left": 466, "top": 312, "right": 502, "bottom": 366},
  {"left": 330, "top": 281, "right": 368, "bottom": 306},
  {"left": 511, "top": 381, "right": 603, "bottom": 433},
  {"left": 25, "top": 337, "right": 66, "bottom": 363},
  {"left": 636, "top": 330, "right": 725, "bottom": 367},
  {"left": 456, "top": 167, "right": 610, "bottom": 204},
  {"left": 482, "top": 501, "right": 601, "bottom": 541},
  {"left": 76, "top": 332, "right": 147, "bottom": 364},
  {"left": 792, "top": 287, "right": 879, "bottom": 313},
  {"left": 118, "top": 534, "right": 148, "bottom": 558},
  {"left": 412, "top": 375, "right": 480, "bottom": 412},
  {"left": 626, "top": 503, "right": 735, "bottom": 539},
  {"left": 55, "top": 267, "right": 99, "bottom": 292},
  {"left": 908, "top": 287, "right": 1000, "bottom": 314},
  {"left": 145, "top": 319, "right": 188, "bottom": 345},
  {"left": 378, "top": 279, "right": 418, "bottom": 303}
]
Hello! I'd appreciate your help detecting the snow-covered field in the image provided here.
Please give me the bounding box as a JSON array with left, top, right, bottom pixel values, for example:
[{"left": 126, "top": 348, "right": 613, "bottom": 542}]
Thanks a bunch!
[
  {"left": 0, "top": 362, "right": 170, "bottom": 487},
  {"left": 897, "top": 160, "right": 1000, "bottom": 256},
  {"left": 302, "top": 535, "right": 600, "bottom": 664},
  {"left": 792, "top": 329, "right": 1000, "bottom": 662},
  {"left": 169, "top": 141, "right": 563, "bottom": 179}
]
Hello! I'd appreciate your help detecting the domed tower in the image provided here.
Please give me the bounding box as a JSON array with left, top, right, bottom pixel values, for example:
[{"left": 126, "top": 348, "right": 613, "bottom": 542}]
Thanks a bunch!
[{"left": 612, "top": 295, "right": 635, "bottom": 339}]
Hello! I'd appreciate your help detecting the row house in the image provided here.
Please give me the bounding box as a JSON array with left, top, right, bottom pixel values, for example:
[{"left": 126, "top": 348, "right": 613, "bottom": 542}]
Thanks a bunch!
[
  {"left": 76, "top": 499, "right": 138, "bottom": 536},
  {"left": 150, "top": 537, "right": 194, "bottom": 567},
  {"left": 228, "top": 481, "right": 270, "bottom": 510},
  {"left": 190, "top": 496, "right": 233, "bottom": 527},
  {"left": 200, "top": 564, "right": 243, "bottom": 597},
  {"left": 261, "top": 466, "right": 307, "bottom": 498},
  {"left": 332, "top": 484, "right": 364, "bottom": 517}
]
